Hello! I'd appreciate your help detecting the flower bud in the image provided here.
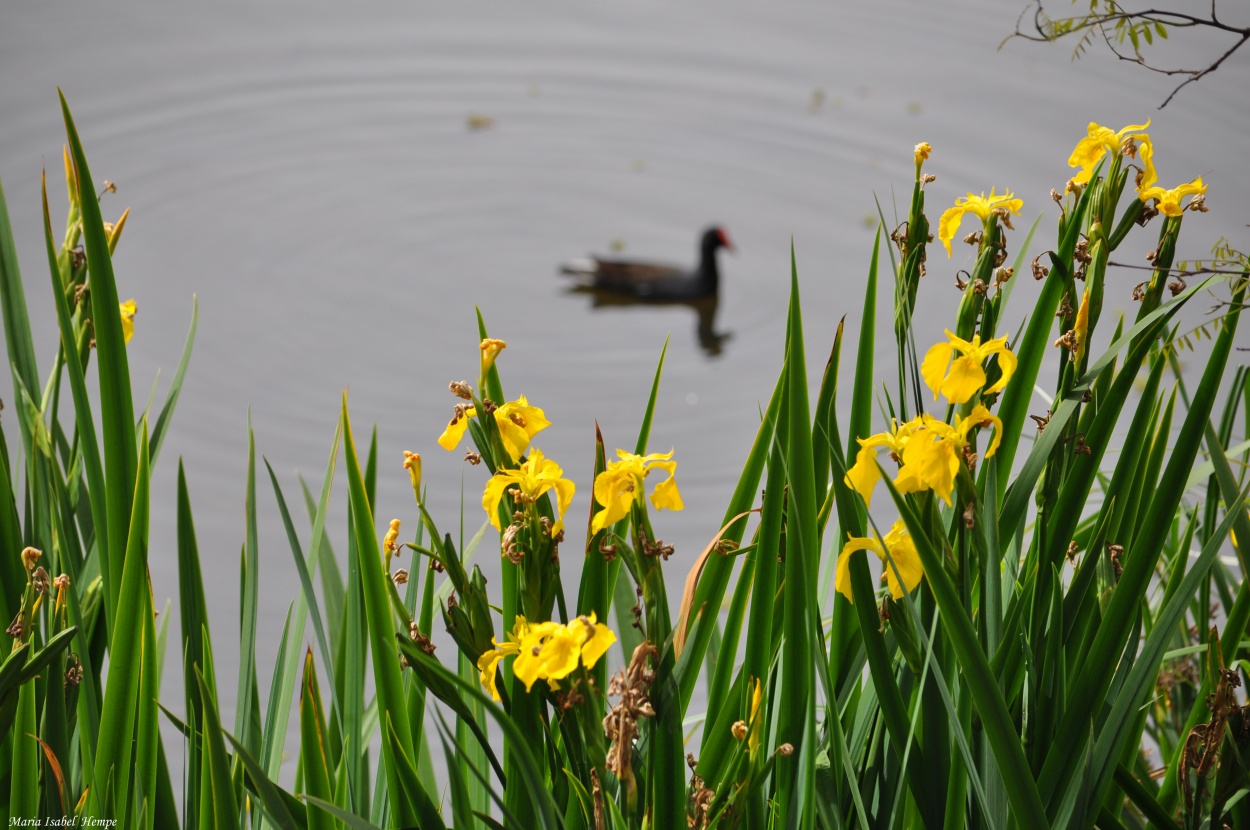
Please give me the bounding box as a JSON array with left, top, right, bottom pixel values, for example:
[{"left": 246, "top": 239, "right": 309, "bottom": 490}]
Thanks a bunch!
[{"left": 480, "top": 338, "right": 507, "bottom": 373}]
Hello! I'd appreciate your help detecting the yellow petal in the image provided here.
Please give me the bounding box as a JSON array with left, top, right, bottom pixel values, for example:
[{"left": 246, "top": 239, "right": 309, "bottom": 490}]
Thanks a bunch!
[
  {"left": 591, "top": 467, "right": 634, "bottom": 535},
  {"left": 845, "top": 444, "right": 882, "bottom": 508},
  {"left": 1137, "top": 136, "right": 1157, "bottom": 192},
  {"left": 937, "top": 204, "right": 969, "bottom": 257},
  {"left": 649, "top": 475, "right": 683, "bottom": 513},
  {"left": 880, "top": 520, "right": 924, "bottom": 599},
  {"left": 903, "top": 433, "right": 959, "bottom": 506},
  {"left": 495, "top": 415, "right": 531, "bottom": 463},
  {"left": 579, "top": 614, "right": 616, "bottom": 668},
  {"left": 1067, "top": 124, "right": 1116, "bottom": 171},
  {"left": 482, "top": 473, "right": 515, "bottom": 531},
  {"left": 119, "top": 299, "right": 136, "bottom": 344},
  {"left": 941, "top": 355, "right": 987, "bottom": 405},
  {"left": 551, "top": 476, "right": 576, "bottom": 537},
  {"left": 921, "top": 340, "right": 954, "bottom": 401},
  {"left": 536, "top": 626, "right": 583, "bottom": 682},
  {"left": 836, "top": 534, "right": 885, "bottom": 603},
  {"left": 438, "top": 407, "right": 476, "bottom": 451},
  {"left": 981, "top": 336, "right": 1017, "bottom": 396}
]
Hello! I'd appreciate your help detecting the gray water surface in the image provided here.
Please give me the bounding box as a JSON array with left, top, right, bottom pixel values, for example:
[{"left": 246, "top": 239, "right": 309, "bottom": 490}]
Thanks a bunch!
[{"left": 4, "top": 0, "right": 1248, "bottom": 796}]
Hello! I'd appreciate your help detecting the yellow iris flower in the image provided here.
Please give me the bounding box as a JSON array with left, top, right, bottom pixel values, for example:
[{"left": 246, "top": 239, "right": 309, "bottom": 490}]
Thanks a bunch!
[
  {"left": 501, "top": 612, "right": 616, "bottom": 694},
  {"left": 1067, "top": 121, "right": 1156, "bottom": 190},
  {"left": 438, "top": 395, "right": 550, "bottom": 463},
  {"left": 835, "top": 520, "right": 924, "bottom": 602},
  {"left": 845, "top": 419, "right": 921, "bottom": 508},
  {"left": 937, "top": 188, "right": 1023, "bottom": 257},
  {"left": 1139, "top": 176, "right": 1207, "bottom": 217},
  {"left": 590, "top": 449, "right": 684, "bottom": 535},
  {"left": 482, "top": 446, "right": 575, "bottom": 536},
  {"left": 119, "top": 299, "right": 136, "bottom": 344},
  {"left": 898, "top": 406, "right": 1003, "bottom": 505},
  {"left": 922, "top": 329, "right": 1018, "bottom": 404}
]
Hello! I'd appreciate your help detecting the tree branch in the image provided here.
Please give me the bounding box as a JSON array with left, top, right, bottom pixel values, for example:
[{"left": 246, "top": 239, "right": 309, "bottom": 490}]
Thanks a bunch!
[{"left": 1005, "top": 1, "right": 1250, "bottom": 107}]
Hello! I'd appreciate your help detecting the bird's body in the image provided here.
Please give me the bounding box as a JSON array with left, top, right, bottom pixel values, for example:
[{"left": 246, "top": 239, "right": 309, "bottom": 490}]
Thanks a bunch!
[{"left": 561, "top": 227, "right": 733, "bottom": 300}]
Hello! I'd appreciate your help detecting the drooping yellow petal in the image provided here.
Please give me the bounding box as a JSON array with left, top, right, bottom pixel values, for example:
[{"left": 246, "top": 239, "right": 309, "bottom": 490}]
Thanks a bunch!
[
  {"left": 482, "top": 473, "right": 515, "bottom": 531},
  {"left": 119, "top": 299, "right": 136, "bottom": 344},
  {"left": 938, "top": 205, "right": 969, "bottom": 257},
  {"left": 476, "top": 638, "right": 520, "bottom": 702},
  {"left": 438, "top": 406, "right": 476, "bottom": 451},
  {"left": 958, "top": 405, "right": 1004, "bottom": 460},
  {"left": 979, "top": 335, "right": 1017, "bottom": 396},
  {"left": 550, "top": 476, "right": 576, "bottom": 537},
  {"left": 836, "top": 534, "right": 885, "bottom": 602},
  {"left": 845, "top": 444, "right": 883, "bottom": 507},
  {"left": 880, "top": 520, "right": 924, "bottom": 599},
  {"left": 921, "top": 340, "right": 955, "bottom": 401},
  {"left": 578, "top": 613, "right": 616, "bottom": 668},
  {"left": 650, "top": 475, "right": 683, "bottom": 513}
]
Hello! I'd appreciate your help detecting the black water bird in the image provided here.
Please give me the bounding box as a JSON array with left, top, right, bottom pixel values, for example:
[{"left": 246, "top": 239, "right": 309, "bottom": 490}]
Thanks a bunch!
[
  {"left": 560, "top": 226, "right": 734, "bottom": 300},
  {"left": 560, "top": 227, "right": 735, "bottom": 356}
]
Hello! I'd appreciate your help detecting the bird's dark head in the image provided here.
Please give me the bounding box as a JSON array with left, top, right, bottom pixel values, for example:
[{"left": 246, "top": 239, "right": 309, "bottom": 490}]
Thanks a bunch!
[{"left": 702, "top": 226, "right": 735, "bottom": 254}]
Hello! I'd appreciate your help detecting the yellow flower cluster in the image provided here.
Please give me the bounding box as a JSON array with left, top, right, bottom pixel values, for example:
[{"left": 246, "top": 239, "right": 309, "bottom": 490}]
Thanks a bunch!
[
  {"left": 476, "top": 613, "right": 617, "bottom": 700},
  {"left": 1066, "top": 120, "right": 1207, "bottom": 215},
  {"left": 590, "top": 449, "right": 684, "bottom": 535}
]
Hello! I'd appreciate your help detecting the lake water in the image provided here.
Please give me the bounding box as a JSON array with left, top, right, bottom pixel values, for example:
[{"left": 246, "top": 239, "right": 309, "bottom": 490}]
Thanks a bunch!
[{"left": 3, "top": 0, "right": 1248, "bottom": 797}]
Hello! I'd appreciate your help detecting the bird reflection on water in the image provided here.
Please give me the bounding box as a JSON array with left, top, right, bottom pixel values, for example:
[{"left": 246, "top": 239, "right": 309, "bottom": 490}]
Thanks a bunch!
[{"left": 564, "top": 285, "right": 733, "bottom": 357}]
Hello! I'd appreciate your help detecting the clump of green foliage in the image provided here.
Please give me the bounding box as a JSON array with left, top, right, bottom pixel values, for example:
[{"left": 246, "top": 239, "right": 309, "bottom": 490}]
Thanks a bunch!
[{"left": 2, "top": 95, "right": 1248, "bottom": 829}]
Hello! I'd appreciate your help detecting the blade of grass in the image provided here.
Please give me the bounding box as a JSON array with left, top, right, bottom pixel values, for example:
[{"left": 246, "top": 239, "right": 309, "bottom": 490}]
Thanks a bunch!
[
  {"left": 149, "top": 296, "right": 198, "bottom": 465},
  {"left": 62, "top": 91, "right": 138, "bottom": 633},
  {"left": 340, "top": 393, "right": 429, "bottom": 829}
]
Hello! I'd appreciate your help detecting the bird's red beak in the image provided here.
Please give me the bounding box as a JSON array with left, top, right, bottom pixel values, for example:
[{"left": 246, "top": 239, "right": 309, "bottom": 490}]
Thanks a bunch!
[{"left": 718, "top": 229, "right": 736, "bottom": 252}]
